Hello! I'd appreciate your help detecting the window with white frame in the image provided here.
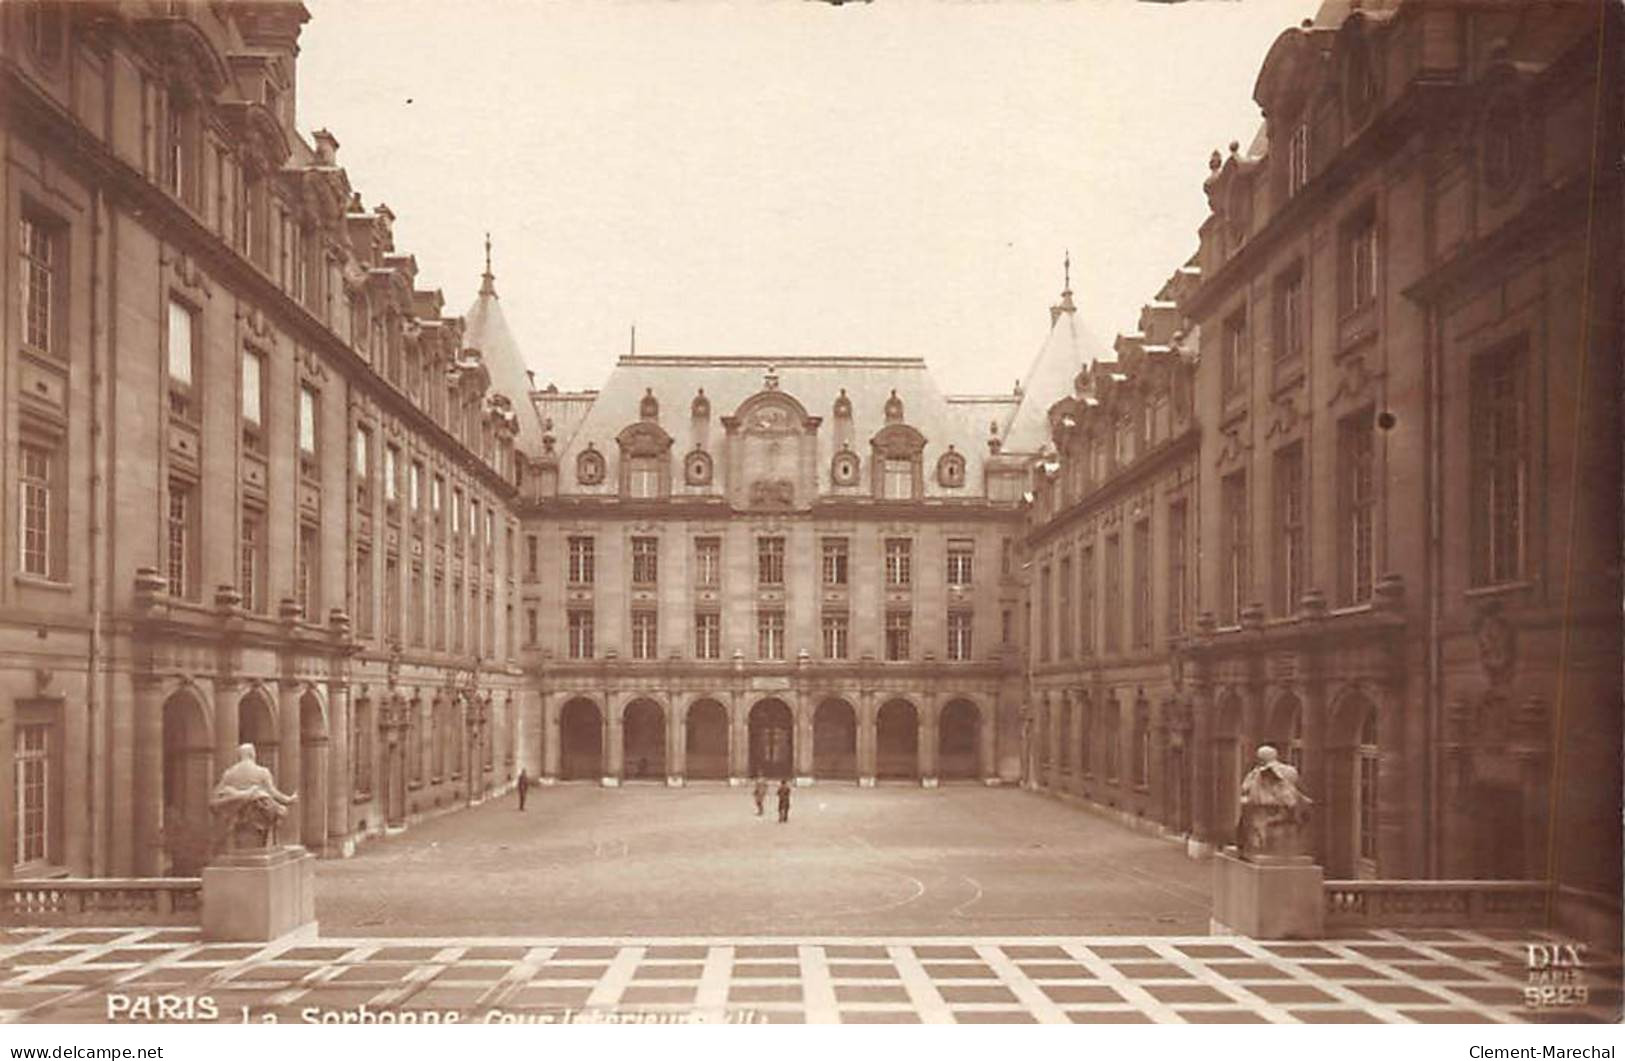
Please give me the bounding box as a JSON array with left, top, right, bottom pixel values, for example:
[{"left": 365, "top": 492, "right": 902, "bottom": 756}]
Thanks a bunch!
[
  {"left": 757, "top": 609, "right": 785, "bottom": 661},
  {"left": 822, "top": 613, "right": 849, "bottom": 659},
  {"left": 13, "top": 722, "right": 51, "bottom": 869},
  {"left": 946, "top": 539, "right": 973, "bottom": 587},
  {"left": 947, "top": 611, "right": 973, "bottom": 662},
  {"left": 631, "top": 610, "right": 658, "bottom": 660},
  {"left": 884, "top": 538, "right": 912, "bottom": 587}
]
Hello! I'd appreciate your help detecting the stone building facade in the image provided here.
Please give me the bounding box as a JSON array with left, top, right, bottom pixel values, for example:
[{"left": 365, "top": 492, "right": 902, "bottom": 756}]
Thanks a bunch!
[
  {"left": 1, "top": 1, "right": 533, "bottom": 879},
  {"left": 523, "top": 356, "right": 1032, "bottom": 786},
  {"left": 1025, "top": 0, "right": 1621, "bottom": 916}
]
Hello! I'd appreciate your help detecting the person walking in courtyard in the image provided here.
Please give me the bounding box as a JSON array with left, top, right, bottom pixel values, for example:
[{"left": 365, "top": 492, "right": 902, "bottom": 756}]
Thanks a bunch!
[
  {"left": 752, "top": 777, "right": 768, "bottom": 816},
  {"left": 517, "top": 768, "right": 531, "bottom": 811},
  {"left": 776, "top": 779, "right": 792, "bottom": 823}
]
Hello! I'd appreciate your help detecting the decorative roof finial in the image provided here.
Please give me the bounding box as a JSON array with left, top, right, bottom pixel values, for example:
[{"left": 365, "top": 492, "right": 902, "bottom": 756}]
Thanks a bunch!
[
  {"left": 1063, "top": 250, "right": 1072, "bottom": 295},
  {"left": 479, "top": 232, "right": 496, "bottom": 297}
]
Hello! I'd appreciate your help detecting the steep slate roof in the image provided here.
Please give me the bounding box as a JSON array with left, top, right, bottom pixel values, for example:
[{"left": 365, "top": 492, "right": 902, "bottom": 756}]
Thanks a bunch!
[
  {"left": 554, "top": 354, "right": 995, "bottom": 500},
  {"left": 462, "top": 240, "right": 547, "bottom": 452},
  {"left": 1000, "top": 276, "right": 1114, "bottom": 456}
]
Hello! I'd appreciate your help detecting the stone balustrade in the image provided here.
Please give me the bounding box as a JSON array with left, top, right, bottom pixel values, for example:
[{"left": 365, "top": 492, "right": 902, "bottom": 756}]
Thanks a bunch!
[
  {"left": 0, "top": 879, "right": 203, "bottom": 926},
  {"left": 1324, "top": 879, "right": 1547, "bottom": 931}
]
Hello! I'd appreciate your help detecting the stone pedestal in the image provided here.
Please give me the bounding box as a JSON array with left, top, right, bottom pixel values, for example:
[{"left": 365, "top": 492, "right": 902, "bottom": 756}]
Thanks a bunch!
[
  {"left": 1211, "top": 849, "right": 1324, "bottom": 940},
  {"left": 202, "top": 845, "right": 318, "bottom": 943}
]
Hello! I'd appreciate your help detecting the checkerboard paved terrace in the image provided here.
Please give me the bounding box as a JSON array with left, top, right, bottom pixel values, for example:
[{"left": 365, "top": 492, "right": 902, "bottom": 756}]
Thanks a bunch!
[{"left": 1, "top": 927, "right": 1617, "bottom": 1024}]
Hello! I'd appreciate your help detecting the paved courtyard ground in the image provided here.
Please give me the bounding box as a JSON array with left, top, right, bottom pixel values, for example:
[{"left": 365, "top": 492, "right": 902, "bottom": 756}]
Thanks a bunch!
[{"left": 316, "top": 785, "right": 1214, "bottom": 937}]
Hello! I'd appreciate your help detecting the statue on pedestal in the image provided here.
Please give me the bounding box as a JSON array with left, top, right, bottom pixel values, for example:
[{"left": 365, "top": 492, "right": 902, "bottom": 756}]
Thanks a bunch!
[
  {"left": 210, "top": 743, "right": 297, "bottom": 851},
  {"left": 1236, "top": 744, "right": 1312, "bottom": 860}
]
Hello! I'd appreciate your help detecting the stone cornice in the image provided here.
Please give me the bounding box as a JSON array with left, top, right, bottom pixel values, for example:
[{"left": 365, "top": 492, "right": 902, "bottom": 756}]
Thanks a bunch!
[{"left": 1027, "top": 426, "right": 1199, "bottom": 549}]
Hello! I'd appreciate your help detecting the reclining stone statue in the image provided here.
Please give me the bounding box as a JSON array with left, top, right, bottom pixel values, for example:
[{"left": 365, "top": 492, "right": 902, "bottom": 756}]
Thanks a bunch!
[
  {"left": 1236, "top": 744, "right": 1312, "bottom": 860},
  {"left": 210, "top": 743, "right": 297, "bottom": 851}
]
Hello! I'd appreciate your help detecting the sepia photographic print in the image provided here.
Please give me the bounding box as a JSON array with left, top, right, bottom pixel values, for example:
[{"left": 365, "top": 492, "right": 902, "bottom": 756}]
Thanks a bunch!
[{"left": 0, "top": 0, "right": 1621, "bottom": 1042}]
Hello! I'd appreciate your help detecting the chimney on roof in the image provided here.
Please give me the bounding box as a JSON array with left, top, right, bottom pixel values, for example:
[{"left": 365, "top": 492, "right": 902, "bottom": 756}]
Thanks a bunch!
[{"left": 313, "top": 128, "right": 339, "bottom": 165}]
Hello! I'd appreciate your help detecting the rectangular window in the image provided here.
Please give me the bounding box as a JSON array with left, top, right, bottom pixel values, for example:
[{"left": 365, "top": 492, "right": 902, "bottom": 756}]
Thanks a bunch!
[
  {"left": 631, "top": 610, "right": 658, "bottom": 660},
  {"left": 885, "top": 610, "right": 911, "bottom": 661},
  {"left": 411, "top": 462, "right": 424, "bottom": 514},
  {"left": 1274, "top": 264, "right": 1305, "bottom": 368},
  {"left": 629, "top": 457, "right": 660, "bottom": 499},
  {"left": 1105, "top": 702, "right": 1121, "bottom": 782},
  {"left": 1287, "top": 121, "right": 1309, "bottom": 194},
  {"left": 1057, "top": 554, "right": 1073, "bottom": 659},
  {"left": 947, "top": 611, "right": 973, "bottom": 662},
  {"left": 20, "top": 216, "right": 56, "bottom": 355},
  {"left": 382, "top": 556, "right": 399, "bottom": 643},
  {"left": 19, "top": 443, "right": 55, "bottom": 579},
  {"left": 568, "top": 609, "right": 594, "bottom": 659},
  {"left": 1103, "top": 535, "right": 1122, "bottom": 652},
  {"left": 883, "top": 459, "right": 913, "bottom": 500},
  {"left": 1080, "top": 544, "right": 1096, "bottom": 655},
  {"left": 452, "top": 577, "right": 464, "bottom": 652},
  {"left": 1001, "top": 608, "right": 1013, "bottom": 645},
  {"left": 353, "top": 426, "right": 371, "bottom": 507},
  {"left": 946, "top": 539, "right": 974, "bottom": 587},
  {"left": 241, "top": 348, "right": 265, "bottom": 438},
  {"left": 298, "top": 522, "right": 320, "bottom": 620},
  {"left": 298, "top": 384, "right": 318, "bottom": 458},
  {"left": 1221, "top": 308, "right": 1247, "bottom": 400},
  {"left": 568, "top": 536, "right": 595, "bottom": 584},
  {"left": 433, "top": 572, "right": 446, "bottom": 650},
  {"left": 167, "top": 298, "right": 197, "bottom": 420},
  {"left": 822, "top": 613, "right": 849, "bottom": 660},
  {"left": 694, "top": 611, "right": 721, "bottom": 660},
  {"left": 1001, "top": 537, "right": 1013, "bottom": 578},
  {"left": 884, "top": 538, "right": 912, "bottom": 587},
  {"left": 1133, "top": 519, "right": 1152, "bottom": 650},
  {"left": 821, "top": 537, "right": 849, "bottom": 586},
  {"left": 694, "top": 537, "right": 721, "bottom": 587},
  {"left": 631, "top": 536, "right": 659, "bottom": 585},
  {"left": 1339, "top": 409, "right": 1376, "bottom": 605},
  {"left": 757, "top": 609, "right": 785, "bottom": 661},
  {"left": 1341, "top": 206, "right": 1378, "bottom": 314},
  {"left": 166, "top": 481, "right": 193, "bottom": 600},
  {"left": 384, "top": 444, "right": 400, "bottom": 505},
  {"left": 1274, "top": 445, "right": 1306, "bottom": 616},
  {"left": 1038, "top": 565, "right": 1052, "bottom": 663},
  {"left": 410, "top": 564, "right": 425, "bottom": 647},
  {"left": 355, "top": 547, "right": 374, "bottom": 638},
  {"left": 526, "top": 606, "right": 539, "bottom": 647},
  {"left": 1222, "top": 472, "right": 1249, "bottom": 624},
  {"left": 757, "top": 537, "right": 785, "bottom": 585},
  {"left": 1132, "top": 706, "right": 1150, "bottom": 787},
  {"left": 14, "top": 723, "right": 51, "bottom": 868},
  {"left": 1471, "top": 344, "right": 1527, "bottom": 586},
  {"left": 1166, "top": 504, "right": 1187, "bottom": 637},
  {"left": 240, "top": 507, "right": 265, "bottom": 613},
  {"left": 526, "top": 534, "right": 539, "bottom": 580},
  {"left": 452, "top": 489, "right": 463, "bottom": 538}
]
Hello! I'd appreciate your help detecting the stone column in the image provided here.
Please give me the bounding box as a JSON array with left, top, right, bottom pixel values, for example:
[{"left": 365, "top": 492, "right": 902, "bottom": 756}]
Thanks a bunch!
[
  {"left": 278, "top": 682, "right": 304, "bottom": 846},
  {"left": 918, "top": 693, "right": 939, "bottom": 787},
  {"left": 793, "top": 691, "right": 814, "bottom": 781},
  {"left": 326, "top": 679, "right": 351, "bottom": 854},
  {"left": 605, "top": 700, "right": 624, "bottom": 784},
  {"left": 728, "top": 693, "right": 749, "bottom": 781},
  {"left": 1189, "top": 674, "right": 1217, "bottom": 853},
  {"left": 303, "top": 734, "right": 330, "bottom": 853},
  {"left": 857, "top": 691, "right": 877, "bottom": 786},
  {"left": 131, "top": 677, "right": 165, "bottom": 877},
  {"left": 668, "top": 696, "right": 686, "bottom": 785},
  {"left": 212, "top": 677, "right": 242, "bottom": 795},
  {"left": 543, "top": 693, "right": 561, "bottom": 780},
  {"left": 978, "top": 695, "right": 997, "bottom": 783}
]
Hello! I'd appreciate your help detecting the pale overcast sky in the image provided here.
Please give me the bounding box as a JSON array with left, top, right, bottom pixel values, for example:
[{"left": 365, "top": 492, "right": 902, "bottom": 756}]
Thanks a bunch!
[{"left": 297, "top": 0, "right": 1319, "bottom": 395}]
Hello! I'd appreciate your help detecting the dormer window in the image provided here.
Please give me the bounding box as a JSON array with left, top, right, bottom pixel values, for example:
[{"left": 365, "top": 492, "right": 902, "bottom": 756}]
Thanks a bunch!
[
  {"left": 166, "top": 298, "right": 198, "bottom": 422},
  {"left": 883, "top": 459, "right": 913, "bottom": 500},
  {"left": 1345, "top": 37, "right": 1378, "bottom": 127},
  {"left": 628, "top": 457, "right": 661, "bottom": 499},
  {"left": 831, "top": 447, "right": 860, "bottom": 487},
  {"left": 936, "top": 447, "right": 967, "bottom": 488},
  {"left": 1287, "top": 121, "right": 1309, "bottom": 195},
  {"left": 684, "top": 448, "right": 713, "bottom": 487}
]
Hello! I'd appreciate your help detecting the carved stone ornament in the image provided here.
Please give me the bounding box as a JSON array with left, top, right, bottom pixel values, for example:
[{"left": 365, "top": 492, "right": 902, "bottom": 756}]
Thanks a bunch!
[
  {"left": 830, "top": 446, "right": 861, "bottom": 487},
  {"left": 684, "top": 447, "right": 713, "bottom": 487},
  {"left": 691, "top": 389, "right": 710, "bottom": 419},
  {"left": 749, "top": 479, "right": 795, "bottom": 509},
  {"left": 576, "top": 444, "right": 606, "bottom": 485}
]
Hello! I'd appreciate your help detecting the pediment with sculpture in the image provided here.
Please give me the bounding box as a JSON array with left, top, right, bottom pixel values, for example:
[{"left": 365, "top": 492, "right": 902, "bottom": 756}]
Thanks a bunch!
[{"left": 723, "top": 391, "right": 819, "bottom": 437}]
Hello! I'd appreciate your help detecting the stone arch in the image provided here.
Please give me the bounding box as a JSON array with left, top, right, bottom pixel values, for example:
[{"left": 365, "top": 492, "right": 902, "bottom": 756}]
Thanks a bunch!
[
  {"left": 1214, "top": 689, "right": 1246, "bottom": 847},
  {"left": 559, "top": 697, "right": 604, "bottom": 781},
  {"left": 299, "top": 686, "right": 329, "bottom": 850},
  {"left": 938, "top": 698, "right": 981, "bottom": 780},
  {"left": 685, "top": 698, "right": 729, "bottom": 780},
  {"left": 1267, "top": 691, "right": 1304, "bottom": 768},
  {"left": 237, "top": 685, "right": 280, "bottom": 775},
  {"left": 813, "top": 698, "right": 857, "bottom": 780},
  {"left": 748, "top": 698, "right": 794, "bottom": 779},
  {"left": 622, "top": 697, "right": 666, "bottom": 780},
  {"left": 1326, "top": 687, "right": 1380, "bottom": 877},
  {"left": 161, "top": 684, "right": 213, "bottom": 875},
  {"left": 876, "top": 697, "right": 919, "bottom": 780}
]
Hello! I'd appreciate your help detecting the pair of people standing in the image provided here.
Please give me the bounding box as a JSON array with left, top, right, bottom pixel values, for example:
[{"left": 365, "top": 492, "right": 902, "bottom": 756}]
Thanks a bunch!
[{"left": 752, "top": 778, "right": 792, "bottom": 822}]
